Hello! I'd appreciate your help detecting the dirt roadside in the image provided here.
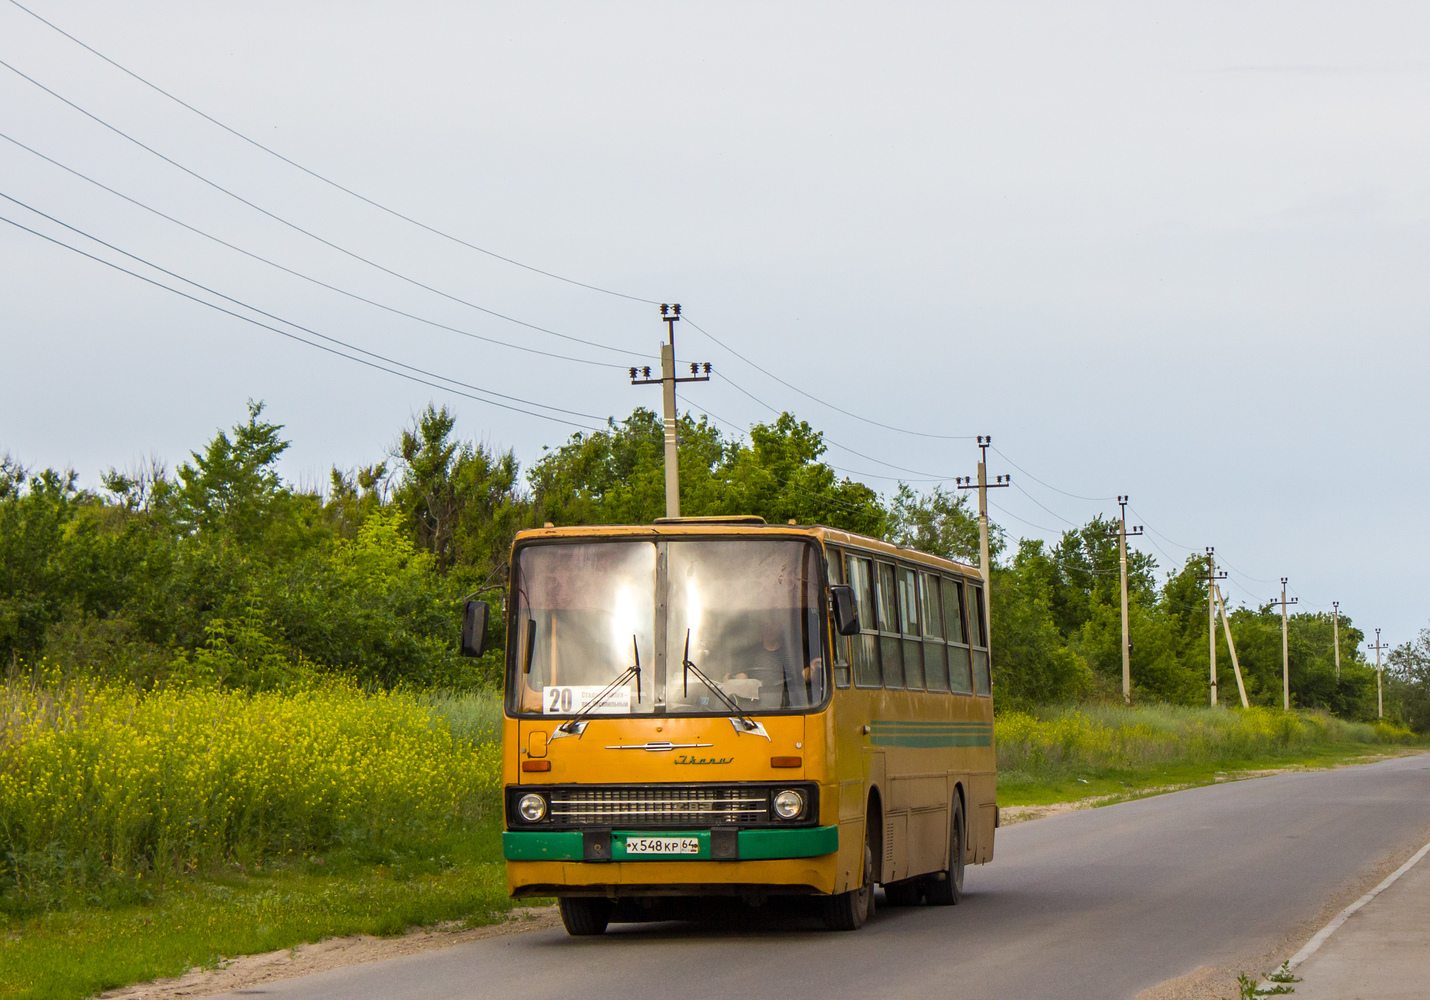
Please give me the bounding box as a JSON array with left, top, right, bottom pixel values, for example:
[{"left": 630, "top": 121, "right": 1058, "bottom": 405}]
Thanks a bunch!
[{"left": 99, "top": 907, "right": 562, "bottom": 1000}]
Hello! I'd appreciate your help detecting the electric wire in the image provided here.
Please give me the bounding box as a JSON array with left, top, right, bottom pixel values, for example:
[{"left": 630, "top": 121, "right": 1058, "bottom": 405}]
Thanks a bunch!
[
  {"left": 0, "top": 131, "right": 635, "bottom": 370},
  {"left": 4, "top": 0, "right": 660, "bottom": 306},
  {"left": 990, "top": 446, "right": 1116, "bottom": 502},
  {"left": 0, "top": 210, "right": 605, "bottom": 430},
  {"left": 0, "top": 190, "right": 607, "bottom": 422},
  {"left": 715, "top": 371, "right": 961, "bottom": 480},
  {"left": 683, "top": 314, "right": 974, "bottom": 442},
  {"left": 0, "top": 56, "right": 646, "bottom": 360}
]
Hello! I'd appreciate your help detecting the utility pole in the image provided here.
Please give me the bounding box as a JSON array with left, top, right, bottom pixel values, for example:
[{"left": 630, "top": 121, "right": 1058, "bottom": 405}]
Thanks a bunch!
[
  {"left": 955, "top": 435, "right": 1009, "bottom": 658},
  {"left": 1212, "top": 584, "right": 1249, "bottom": 708},
  {"left": 1368, "top": 628, "right": 1388, "bottom": 719},
  {"left": 1269, "top": 579, "right": 1298, "bottom": 710},
  {"left": 1332, "top": 601, "right": 1341, "bottom": 681},
  {"left": 629, "top": 304, "right": 710, "bottom": 518},
  {"left": 1105, "top": 497, "right": 1143, "bottom": 704},
  {"left": 1199, "top": 548, "right": 1227, "bottom": 706}
]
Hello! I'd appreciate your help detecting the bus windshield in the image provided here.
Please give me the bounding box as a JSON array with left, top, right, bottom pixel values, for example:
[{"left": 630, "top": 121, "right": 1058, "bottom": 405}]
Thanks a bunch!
[{"left": 507, "top": 538, "right": 826, "bottom": 717}]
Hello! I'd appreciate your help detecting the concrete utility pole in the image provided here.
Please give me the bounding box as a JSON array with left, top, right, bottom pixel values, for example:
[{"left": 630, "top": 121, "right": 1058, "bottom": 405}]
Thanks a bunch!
[
  {"left": 1106, "top": 497, "right": 1143, "bottom": 704},
  {"left": 956, "top": 436, "right": 1009, "bottom": 661},
  {"left": 629, "top": 304, "right": 710, "bottom": 519},
  {"left": 1199, "top": 548, "right": 1227, "bottom": 706},
  {"left": 1368, "top": 628, "right": 1388, "bottom": 719},
  {"left": 1332, "top": 601, "right": 1341, "bottom": 682},
  {"left": 1269, "top": 579, "right": 1298, "bottom": 710}
]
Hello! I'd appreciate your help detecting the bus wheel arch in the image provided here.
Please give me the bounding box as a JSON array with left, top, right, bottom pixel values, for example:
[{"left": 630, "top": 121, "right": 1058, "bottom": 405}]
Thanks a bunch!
[{"left": 865, "top": 788, "right": 885, "bottom": 885}]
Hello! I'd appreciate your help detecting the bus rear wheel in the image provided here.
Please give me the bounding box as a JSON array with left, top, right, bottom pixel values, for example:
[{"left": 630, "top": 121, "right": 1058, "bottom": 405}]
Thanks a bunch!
[
  {"left": 926, "top": 801, "right": 965, "bottom": 906},
  {"left": 824, "top": 824, "right": 874, "bottom": 930},
  {"left": 558, "top": 897, "right": 613, "bottom": 935}
]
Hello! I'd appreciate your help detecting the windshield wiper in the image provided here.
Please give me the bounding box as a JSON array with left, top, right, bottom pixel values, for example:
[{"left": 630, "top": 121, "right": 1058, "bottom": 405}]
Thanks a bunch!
[
  {"left": 681, "top": 630, "right": 767, "bottom": 738},
  {"left": 558, "top": 635, "right": 642, "bottom": 736}
]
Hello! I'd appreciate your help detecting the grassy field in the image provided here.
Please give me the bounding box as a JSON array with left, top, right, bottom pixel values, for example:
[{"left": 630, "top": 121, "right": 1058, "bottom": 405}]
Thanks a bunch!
[
  {"left": 995, "top": 703, "right": 1421, "bottom": 807},
  {"left": 1, "top": 681, "right": 1421, "bottom": 1000},
  {"left": 0, "top": 677, "right": 512, "bottom": 1000}
]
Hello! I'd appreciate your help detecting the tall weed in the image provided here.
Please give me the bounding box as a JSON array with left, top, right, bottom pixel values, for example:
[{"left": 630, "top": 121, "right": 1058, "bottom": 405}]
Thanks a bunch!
[
  {"left": 0, "top": 672, "right": 502, "bottom": 910},
  {"left": 996, "top": 703, "right": 1415, "bottom": 781}
]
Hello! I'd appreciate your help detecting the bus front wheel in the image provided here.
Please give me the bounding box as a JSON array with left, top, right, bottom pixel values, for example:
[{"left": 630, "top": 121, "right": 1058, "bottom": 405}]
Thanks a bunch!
[
  {"left": 824, "top": 824, "right": 875, "bottom": 930},
  {"left": 558, "top": 896, "right": 613, "bottom": 936}
]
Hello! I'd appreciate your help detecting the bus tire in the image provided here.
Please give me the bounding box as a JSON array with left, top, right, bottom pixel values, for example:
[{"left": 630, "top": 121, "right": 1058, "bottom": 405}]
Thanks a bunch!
[
  {"left": 926, "top": 799, "right": 965, "bottom": 906},
  {"left": 558, "top": 897, "right": 613, "bottom": 935},
  {"left": 824, "top": 823, "right": 874, "bottom": 930}
]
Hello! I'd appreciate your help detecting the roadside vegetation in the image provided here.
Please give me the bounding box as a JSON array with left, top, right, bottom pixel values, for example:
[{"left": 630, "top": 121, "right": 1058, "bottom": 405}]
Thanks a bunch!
[{"left": 2, "top": 401, "right": 1427, "bottom": 998}]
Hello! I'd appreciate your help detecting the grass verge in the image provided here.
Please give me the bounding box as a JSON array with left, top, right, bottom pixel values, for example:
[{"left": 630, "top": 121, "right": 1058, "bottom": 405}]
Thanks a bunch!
[{"left": 0, "top": 822, "right": 517, "bottom": 1000}]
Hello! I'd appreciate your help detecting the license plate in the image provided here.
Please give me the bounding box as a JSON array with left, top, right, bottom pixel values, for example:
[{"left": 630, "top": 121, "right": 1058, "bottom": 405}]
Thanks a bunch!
[{"left": 623, "top": 836, "right": 701, "bottom": 855}]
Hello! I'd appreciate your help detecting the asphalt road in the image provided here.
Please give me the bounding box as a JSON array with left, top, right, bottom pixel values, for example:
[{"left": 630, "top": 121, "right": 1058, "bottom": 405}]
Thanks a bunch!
[{"left": 215, "top": 755, "right": 1430, "bottom": 1000}]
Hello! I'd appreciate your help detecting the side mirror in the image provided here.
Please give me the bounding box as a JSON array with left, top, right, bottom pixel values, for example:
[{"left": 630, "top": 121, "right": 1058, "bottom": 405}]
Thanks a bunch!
[
  {"left": 460, "top": 600, "right": 489, "bottom": 657},
  {"left": 830, "top": 585, "right": 861, "bottom": 636}
]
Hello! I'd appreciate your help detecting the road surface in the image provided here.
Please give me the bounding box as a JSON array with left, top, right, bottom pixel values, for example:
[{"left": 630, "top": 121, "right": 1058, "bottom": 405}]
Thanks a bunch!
[{"left": 213, "top": 754, "right": 1430, "bottom": 1000}]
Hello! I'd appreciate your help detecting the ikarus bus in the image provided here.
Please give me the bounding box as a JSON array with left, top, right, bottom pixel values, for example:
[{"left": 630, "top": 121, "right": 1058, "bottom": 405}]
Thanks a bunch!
[{"left": 462, "top": 516, "right": 997, "bottom": 934}]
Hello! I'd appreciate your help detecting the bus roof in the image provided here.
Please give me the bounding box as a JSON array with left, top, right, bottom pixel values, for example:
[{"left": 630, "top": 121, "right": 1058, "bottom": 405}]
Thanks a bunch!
[{"left": 511, "top": 520, "right": 980, "bottom": 577}]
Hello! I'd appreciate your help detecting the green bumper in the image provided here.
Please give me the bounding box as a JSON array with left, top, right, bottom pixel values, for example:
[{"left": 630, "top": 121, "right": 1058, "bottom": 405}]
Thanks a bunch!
[{"left": 503, "top": 825, "right": 838, "bottom": 862}]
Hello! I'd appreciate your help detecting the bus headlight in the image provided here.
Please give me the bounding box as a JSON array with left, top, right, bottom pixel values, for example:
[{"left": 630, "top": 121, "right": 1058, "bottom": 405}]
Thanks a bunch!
[
  {"left": 772, "top": 789, "right": 805, "bottom": 820},
  {"left": 517, "top": 792, "right": 548, "bottom": 822}
]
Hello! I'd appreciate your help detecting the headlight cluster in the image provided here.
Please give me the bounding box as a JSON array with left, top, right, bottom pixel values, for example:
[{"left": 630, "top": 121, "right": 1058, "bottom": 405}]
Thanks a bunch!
[
  {"left": 772, "top": 788, "right": 805, "bottom": 820},
  {"left": 517, "top": 792, "right": 547, "bottom": 822}
]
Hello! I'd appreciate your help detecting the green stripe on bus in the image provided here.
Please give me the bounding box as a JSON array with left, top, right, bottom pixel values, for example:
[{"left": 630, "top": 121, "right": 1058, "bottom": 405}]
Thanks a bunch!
[{"left": 869, "top": 733, "right": 992, "bottom": 748}]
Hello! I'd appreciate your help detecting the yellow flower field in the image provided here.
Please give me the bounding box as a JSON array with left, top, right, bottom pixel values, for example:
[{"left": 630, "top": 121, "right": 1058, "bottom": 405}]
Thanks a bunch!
[{"left": 0, "top": 674, "right": 503, "bottom": 897}]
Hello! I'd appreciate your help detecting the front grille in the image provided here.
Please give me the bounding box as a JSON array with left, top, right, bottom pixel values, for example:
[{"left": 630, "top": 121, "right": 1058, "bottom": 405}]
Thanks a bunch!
[
  {"left": 507, "top": 782, "right": 820, "bottom": 830},
  {"left": 549, "top": 786, "right": 766, "bottom": 826}
]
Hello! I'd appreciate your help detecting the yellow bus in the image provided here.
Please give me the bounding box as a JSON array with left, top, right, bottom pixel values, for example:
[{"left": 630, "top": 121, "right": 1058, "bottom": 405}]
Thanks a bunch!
[{"left": 475, "top": 516, "right": 996, "bottom": 934}]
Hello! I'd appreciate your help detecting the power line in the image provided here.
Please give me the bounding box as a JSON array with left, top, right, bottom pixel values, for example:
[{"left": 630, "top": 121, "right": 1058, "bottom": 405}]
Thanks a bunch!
[
  {"left": 0, "top": 56, "right": 646, "bottom": 360},
  {"left": 715, "top": 371, "right": 961, "bottom": 480},
  {"left": 684, "top": 314, "right": 974, "bottom": 442},
  {"left": 1009, "top": 480, "right": 1080, "bottom": 528},
  {"left": 0, "top": 131, "right": 638, "bottom": 370},
  {"left": 989, "top": 446, "right": 1116, "bottom": 502},
  {"left": 0, "top": 190, "right": 607, "bottom": 422},
  {"left": 0, "top": 210, "right": 605, "bottom": 430},
  {"left": 5, "top": 0, "right": 660, "bottom": 306}
]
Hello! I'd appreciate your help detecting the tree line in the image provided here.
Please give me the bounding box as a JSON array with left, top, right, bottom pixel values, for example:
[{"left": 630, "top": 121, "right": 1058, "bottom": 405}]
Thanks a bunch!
[{"left": 1, "top": 401, "right": 1422, "bottom": 727}]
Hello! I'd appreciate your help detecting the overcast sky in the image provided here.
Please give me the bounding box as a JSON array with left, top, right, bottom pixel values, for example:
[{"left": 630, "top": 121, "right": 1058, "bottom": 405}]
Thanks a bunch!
[{"left": 2, "top": 1, "right": 1427, "bottom": 645}]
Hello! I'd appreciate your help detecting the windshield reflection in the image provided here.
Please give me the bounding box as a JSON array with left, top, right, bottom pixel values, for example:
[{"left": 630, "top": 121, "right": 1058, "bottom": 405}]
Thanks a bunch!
[{"left": 508, "top": 538, "right": 826, "bottom": 716}]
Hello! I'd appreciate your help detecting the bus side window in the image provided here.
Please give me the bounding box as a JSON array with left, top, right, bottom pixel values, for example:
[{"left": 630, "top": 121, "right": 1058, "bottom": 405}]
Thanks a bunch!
[
  {"left": 897, "top": 565, "right": 924, "bottom": 690},
  {"left": 970, "top": 582, "right": 991, "bottom": 696},
  {"left": 944, "top": 577, "right": 973, "bottom": 695},
  {"left": 847, "top": 555, "right": 882, "bottom": 688},
  {"left": 876, "top": 561, "right": 905, "bottom": 689},
  {"left": 921, "top": 572, "right": 950, "bottom": 692},
  {"left": 828, "top": 547, "right": 851, "bottom": 688}
]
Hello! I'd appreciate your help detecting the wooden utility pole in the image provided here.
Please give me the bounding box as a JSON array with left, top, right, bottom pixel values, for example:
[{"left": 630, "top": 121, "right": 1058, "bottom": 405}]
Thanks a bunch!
[
  {"left": 1368, "top": 628, "right": 1388, "bottom": 719},
  {"left": 1107, "top": 497, "right": 1143, "bottom": 704},
  {"left": 1269, "top": 579, "right": 1298, "bottom": 710},
  {"left": 956, "top": 436, "right": 1009, "bottom": 660},
  {"left": 1199, "top": 548, "right": 1227, "bottom": 706},
  {"left": 1332, "top": 601, "right": 1341, "bottom": 681},
  {"left": 629, "top": 304, "right": 710, "bottom": 518}
]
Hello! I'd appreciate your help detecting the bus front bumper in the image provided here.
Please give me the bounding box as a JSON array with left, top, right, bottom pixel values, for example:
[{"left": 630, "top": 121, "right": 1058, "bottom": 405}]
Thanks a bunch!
[{"left": 503, "top": 825, "right": 838, "bottom": 863}]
